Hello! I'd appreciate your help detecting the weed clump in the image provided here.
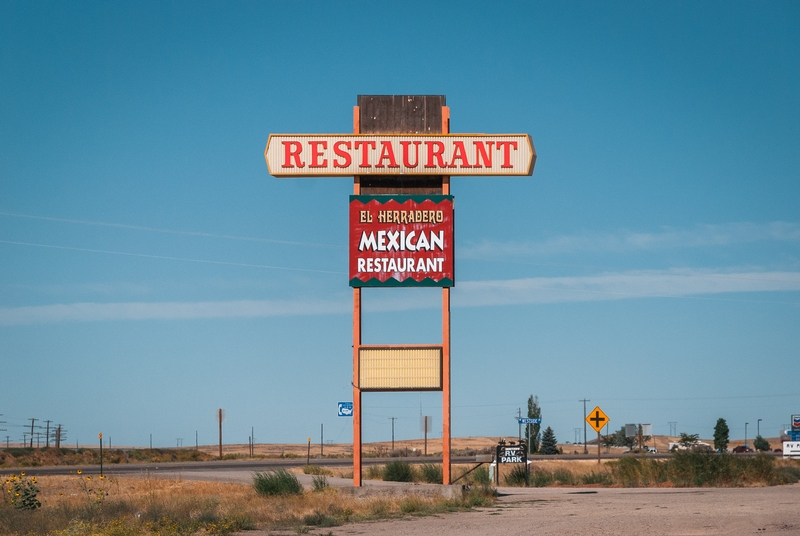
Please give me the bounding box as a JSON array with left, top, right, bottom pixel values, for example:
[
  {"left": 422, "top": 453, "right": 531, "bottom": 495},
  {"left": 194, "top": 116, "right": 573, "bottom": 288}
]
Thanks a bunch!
[
  {"left": 503, "top": 465, "right": 528, "bottom": 486},
  {"left": 311, "top": 475, "right": 329, "bottom": 492},
  {"left": 302, "top": 464, "right": 332, "bottom": 476},
  {"left": 419, "top": 463, "right": 442, "bottom": 483},
  {"left": 252, "top": 469, "right": 303, "bottom": 496},
  {"left": 382, "top": 460, "right": 414, "bottom": 482}
]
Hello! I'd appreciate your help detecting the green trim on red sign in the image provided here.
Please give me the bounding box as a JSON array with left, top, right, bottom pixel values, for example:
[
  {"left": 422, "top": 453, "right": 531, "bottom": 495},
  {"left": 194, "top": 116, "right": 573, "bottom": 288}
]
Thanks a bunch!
[
  {"left": 350, "top": 277, "right": 454, "bottom": 288},
  {"left": 350, "top": 195, "right": 453, "bottom": 204}
]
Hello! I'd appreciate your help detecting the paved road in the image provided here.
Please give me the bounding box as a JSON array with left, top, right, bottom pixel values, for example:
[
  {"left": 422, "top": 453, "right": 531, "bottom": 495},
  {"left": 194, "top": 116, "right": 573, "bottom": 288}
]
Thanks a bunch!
[{"left": 16, "top": 456, "right": 476, "bottom": 477}]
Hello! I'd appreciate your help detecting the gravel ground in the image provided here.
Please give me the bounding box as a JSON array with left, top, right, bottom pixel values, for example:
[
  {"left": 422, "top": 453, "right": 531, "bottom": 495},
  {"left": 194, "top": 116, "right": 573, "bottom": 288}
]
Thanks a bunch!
[{"left": 257, "top": 484, "right": 800, "bottom": 536}]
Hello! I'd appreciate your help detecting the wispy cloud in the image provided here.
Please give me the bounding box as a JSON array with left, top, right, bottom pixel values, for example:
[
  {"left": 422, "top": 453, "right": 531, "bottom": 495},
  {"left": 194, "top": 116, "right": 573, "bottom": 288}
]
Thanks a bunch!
[
  {"left": 454, "top": 269, "right": 800, "bottom": 307},
  {"left": 2, "top": 269, "right": 798, "bottom": 325},
  {"left": 460, "top": 222, "right": 800, "bottom": 258},
  {"left": 0, "top": 299, "right": 349, "bottom": 326}
]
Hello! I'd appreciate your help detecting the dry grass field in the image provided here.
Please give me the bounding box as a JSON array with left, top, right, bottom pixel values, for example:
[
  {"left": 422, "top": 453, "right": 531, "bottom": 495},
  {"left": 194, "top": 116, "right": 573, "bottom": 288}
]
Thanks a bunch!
[{"left": 0, "top": 472, "right": 494, "bottom": 535}]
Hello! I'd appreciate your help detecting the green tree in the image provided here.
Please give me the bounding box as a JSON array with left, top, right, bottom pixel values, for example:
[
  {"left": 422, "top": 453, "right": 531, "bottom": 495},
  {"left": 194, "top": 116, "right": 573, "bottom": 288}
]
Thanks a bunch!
[
  {"left": 525, "top": 395, "right": 542, "bottom": 453},
  {"left": 540, "top": 426, "right": 559, "bottom": 455},
  {"left": 713, "top": 418, "right": 730, "bottom": 451},
  {"left": 608, "top": 426, "right": 636, "bottom": 449},
  {"left": 753, "top": 435, "right": 771, "bottom": 452},
  {"left": 678, "top": 433, "right": 700, "bottom": 448}
]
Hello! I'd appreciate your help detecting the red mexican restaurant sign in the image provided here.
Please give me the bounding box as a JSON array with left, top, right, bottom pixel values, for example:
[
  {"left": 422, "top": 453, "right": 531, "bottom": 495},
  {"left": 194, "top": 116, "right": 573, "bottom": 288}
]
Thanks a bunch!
[
  {"left": 266, "top": 134, "right": 534, "bottom": 177},
  {"left": 349, "top": 195, "right": 454, "bottom": 287}
]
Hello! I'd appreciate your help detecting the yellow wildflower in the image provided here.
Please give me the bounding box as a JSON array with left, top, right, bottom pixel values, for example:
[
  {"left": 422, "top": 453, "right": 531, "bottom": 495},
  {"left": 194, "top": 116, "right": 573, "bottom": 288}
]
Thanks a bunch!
[{"left": 77, "top": 469, "right": 83, "bottom": 475}]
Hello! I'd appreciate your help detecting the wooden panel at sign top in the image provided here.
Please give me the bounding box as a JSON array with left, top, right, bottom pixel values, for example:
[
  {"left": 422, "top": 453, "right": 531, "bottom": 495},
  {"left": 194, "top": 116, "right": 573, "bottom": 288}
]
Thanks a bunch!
[
  {"left": 358, "top": 95, "right": 444, "bottom": 134},
  {"left": 359, "top": 95, "right": 444, "bottom": 195}
]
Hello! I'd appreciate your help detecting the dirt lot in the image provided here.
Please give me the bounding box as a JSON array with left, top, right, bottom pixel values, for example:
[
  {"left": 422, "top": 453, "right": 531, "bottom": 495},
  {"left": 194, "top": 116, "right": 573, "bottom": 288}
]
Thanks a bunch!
[{"left": 258, "top": 484, "right": 800, "bottom": 536}]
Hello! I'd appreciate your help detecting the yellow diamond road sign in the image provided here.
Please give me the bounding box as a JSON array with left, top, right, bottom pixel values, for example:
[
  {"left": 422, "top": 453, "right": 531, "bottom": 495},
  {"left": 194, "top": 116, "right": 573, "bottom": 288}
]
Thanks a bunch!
[{"left": 586, "top": 406, "right": 609, "bottom": 433}]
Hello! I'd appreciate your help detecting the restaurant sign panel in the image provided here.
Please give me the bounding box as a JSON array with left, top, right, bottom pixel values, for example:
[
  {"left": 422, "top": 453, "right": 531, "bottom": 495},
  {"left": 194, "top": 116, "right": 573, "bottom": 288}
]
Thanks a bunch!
[
  {"left": 266, "top": 134, "right": 534, "bottom": 177},
  {"left": 349, "top": 195, "right": 454, "bottom": 287}
]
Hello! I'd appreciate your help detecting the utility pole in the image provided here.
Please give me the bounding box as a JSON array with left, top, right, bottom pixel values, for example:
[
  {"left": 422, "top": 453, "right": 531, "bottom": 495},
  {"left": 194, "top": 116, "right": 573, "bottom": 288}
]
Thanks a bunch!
[
  {"left": 44, "top": 420, "right": 52, "bottom": 448},
  {"left": 320, "top": 424, "right": 323, "bottom": 457},
  {"left": 518, "top": 408, "right": 522, "bottom": 441},
  {"left": 196, "top": 431, "right": 198, "bottom": 450},
  {"left": 579, "top": 400, "right": 589, "bottom": 454},
  {"left": 574, "top": 428, "right": 581, "bottom": 445},
  {"left": 150, "top": 434, "right": 153, "bottom": 449},
  {"left": 745, "top": 422, "right": 749, "bottom": 448},
  {"left": 389, "top": 417, "right": 397, "bottom": 451},
  {"left": 29, "top": 418, "right": 37, "bottom": 448},
  {"left": 668, "top": 422, "right": 677, "bottom": 437},
  {"left": 218, "top": 409, "right": 224, "bottom": 459}
]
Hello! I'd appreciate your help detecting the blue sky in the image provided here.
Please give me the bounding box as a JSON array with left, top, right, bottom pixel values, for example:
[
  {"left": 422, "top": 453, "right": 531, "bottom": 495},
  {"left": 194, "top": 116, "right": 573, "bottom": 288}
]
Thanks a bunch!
[{"left": 1, "top": 1, "right": 798, "bottom": 449}]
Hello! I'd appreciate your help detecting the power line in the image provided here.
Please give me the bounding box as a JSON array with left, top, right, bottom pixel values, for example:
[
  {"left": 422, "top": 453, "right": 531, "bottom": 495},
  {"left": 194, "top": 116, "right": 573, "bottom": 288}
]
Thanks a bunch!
[
  {"left": 0, "top": 240, "right": 345, "bottom": 275},
  {"left": 0, "top": 211, "right": 345, "bottom": 249}
]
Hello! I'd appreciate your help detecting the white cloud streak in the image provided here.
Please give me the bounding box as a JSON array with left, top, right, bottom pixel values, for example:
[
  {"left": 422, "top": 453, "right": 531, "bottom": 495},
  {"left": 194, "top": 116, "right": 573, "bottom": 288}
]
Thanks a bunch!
[
  {"left": 2, "top": 269, "right": 799, "bottom": 326},
  {"left": 461, "top": 222, "right": 800, "bottom": 258}
]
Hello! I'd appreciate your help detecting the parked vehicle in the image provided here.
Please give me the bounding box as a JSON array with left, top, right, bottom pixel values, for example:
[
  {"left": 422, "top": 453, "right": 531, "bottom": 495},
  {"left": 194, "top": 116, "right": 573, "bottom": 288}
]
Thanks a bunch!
[{"left": 732, "top": 445, "right": 753, "bottom": 453}]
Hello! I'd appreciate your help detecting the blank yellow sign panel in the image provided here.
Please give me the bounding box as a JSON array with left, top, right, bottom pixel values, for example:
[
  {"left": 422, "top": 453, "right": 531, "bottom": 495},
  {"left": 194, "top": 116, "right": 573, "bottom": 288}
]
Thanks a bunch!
[
  {"left": 359, "top": 346, "right": 442, "bottom": 391},
  {"left": 586, "top": 406, "right": 610, "bottom": 433}
]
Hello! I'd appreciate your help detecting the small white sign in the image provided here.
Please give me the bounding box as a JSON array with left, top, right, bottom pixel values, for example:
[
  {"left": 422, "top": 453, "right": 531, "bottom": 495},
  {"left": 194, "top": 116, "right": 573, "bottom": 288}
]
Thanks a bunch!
[{"left": 783, "top": 441, "right": 800, "bottom": 459}]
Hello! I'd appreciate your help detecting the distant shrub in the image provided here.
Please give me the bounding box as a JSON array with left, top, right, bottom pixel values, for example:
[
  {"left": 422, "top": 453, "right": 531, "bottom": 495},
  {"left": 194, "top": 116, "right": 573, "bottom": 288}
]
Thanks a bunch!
[
  {"left": 302, "top": 464, "right": 332, "bottom": 476},
  {"left": 253, "top": 469, "right": 303, "bottom": 496},
  {"left": 419, "top": 463, "right": 442, "bottom": 483},
  {"left": 383, "top": 460, "right": 414, "bottom": 482},
  {"left": 365, "top": 465, "right": 383, "bottom": 480},
  {"left": 458, "top": 485, "right": 497, "bottom": 507},
  {"left": 471, "top": 465, "right": 492, "bottom": 485},
  {"left": 503, "top": 464, "right": 528, "bottom": 486},
  {"left": 531, "top": 468, "right": 553, "bottom": 487},
  {"left": 311, "top": 475, "right": 329, "bottom": 492},
  {"left": 303, "top": 510, "right": 337, "bottom": 527},
  {"left": 399, "top": 495, "right": 427, "bottom": 513},
  {"left": 581, "top": 471, "right": 613, "bottom": 485}
]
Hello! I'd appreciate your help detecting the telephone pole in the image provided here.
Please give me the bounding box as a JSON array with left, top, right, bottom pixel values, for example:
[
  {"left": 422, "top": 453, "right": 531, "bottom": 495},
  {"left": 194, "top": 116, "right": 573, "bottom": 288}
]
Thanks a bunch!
[
  {"left": 44, "top": 420, "right": 52, "bottom": 447},
  {"left": 29, "top": 418, "right": 37, "bottom": 448},
  {"left": 579, "top": 400, "right": 589, "bottom": 454},
  {"left": 389, "top": 417, "right": 397, "bottom": 451},
  {"left": 518, "top": 408, "right": 522, "bottom": 441}
]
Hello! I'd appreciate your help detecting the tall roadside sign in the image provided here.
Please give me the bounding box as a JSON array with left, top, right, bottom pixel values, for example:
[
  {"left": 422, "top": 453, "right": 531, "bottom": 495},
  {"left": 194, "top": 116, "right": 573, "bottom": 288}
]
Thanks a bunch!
[
  {"left": 264, "top": 95, "right": 537, "bottom": 485},
  {"left": 586, "top": 406, "right": 609, "bottom": 464}
]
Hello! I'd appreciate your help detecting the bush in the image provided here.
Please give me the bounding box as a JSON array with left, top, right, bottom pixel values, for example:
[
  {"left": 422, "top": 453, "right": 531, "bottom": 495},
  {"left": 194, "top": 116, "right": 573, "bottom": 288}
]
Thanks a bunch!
[
  {"left": 303, "top": 510, "right": 337, "bottom": 527},
  {"left": 383, "top": 460, "right": 414, "bottom": 482},
  {"left": 531, "top": 469, "right": 554, "bottom": 487},
  {"left": 503, "top": 465, "right": 528, "bottom": 486},
  {"left": 365, "top": 465, "right": 383, "bottom": 480},
  {"left": 302, "top": 464, "right": 332, "bottom": 476},
  {"left": 419, "top": 463, "right": 442, "bottom": 483},
  {"left": 581, "top": 471, "right": 613, "bottom": 485},
  {"left": 458, "top": 485, "right": 497, "bottom": 507},
  {"left": 399, "top": 495, "right": 427, "bottom": 513},
  {"left": 311, "top": 475, "right": 329, "bottom": 492},
  {"left": 252, "top": 469, "right": 303, "bottom": 496},
  {"left": 471, "top": 465, "right": 492, "bottom": 485},
  {"left": 770, "top": 464, "right": 800, "bottom": 485}
]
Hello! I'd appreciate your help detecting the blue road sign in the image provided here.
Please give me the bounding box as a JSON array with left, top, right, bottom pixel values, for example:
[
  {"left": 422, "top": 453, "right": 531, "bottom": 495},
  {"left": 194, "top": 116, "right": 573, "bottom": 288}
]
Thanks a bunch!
[
  {"left": 790, "top": 431, "right": 800, "bottom": 441},
  {"left": 518, "top": 418, "right": 542, "bottom": 425},
  {"left": 338, "top": 402, "right": 353, "bottom": 417}
]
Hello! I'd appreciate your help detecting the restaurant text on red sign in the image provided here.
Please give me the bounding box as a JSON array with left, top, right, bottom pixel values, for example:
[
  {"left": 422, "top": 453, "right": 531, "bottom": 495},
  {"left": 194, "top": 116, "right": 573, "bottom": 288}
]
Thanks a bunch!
[{"left": 349, "top": 195, "right": 454, "bottom": 287}]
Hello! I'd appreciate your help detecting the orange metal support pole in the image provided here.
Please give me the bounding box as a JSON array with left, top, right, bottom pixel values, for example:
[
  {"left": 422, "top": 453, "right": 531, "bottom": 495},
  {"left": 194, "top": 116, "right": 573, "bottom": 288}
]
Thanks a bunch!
[
  {"left": 441, "top": 106, "right": 452, "bottom": 485},
  {"left": 352, "top": 105, "right": 363, "bottom": 487}
]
